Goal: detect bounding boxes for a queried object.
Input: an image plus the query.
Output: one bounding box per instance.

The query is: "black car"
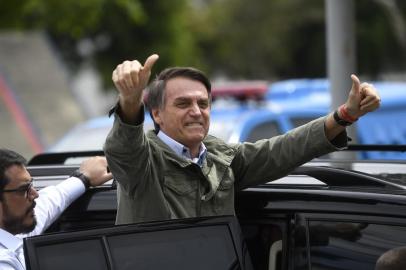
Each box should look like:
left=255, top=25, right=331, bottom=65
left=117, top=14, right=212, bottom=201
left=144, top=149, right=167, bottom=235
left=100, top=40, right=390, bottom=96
left=25, top=146, right=406, bottom=270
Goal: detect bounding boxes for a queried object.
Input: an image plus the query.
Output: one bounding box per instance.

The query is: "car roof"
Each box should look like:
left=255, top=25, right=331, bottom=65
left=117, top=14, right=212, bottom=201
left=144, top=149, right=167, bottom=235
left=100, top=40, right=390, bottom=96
left=48, top=114, right=155, bottom=152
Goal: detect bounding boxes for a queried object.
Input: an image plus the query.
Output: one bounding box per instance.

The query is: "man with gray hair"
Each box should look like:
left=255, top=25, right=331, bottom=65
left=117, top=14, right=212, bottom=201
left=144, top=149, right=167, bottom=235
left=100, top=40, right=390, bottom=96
left=105, top=54, right=381, bottom=225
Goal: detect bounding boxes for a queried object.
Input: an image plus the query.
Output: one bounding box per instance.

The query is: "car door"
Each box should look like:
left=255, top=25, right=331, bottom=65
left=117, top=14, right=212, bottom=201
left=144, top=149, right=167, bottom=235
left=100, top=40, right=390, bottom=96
left=24, top=215, right=254, bottom=270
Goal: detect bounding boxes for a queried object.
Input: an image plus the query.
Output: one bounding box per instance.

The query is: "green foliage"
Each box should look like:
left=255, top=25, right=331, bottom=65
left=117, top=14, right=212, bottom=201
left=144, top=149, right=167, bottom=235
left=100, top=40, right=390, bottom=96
left=357, top=0, right=406, bottom=77
left=0, top=0, right=405, bottom=85
left=194, top=0, right=406, bottom=79
left=0, top=0, right=105, bottom=37
left=194, top=0, right=327, bottom=79
left=0, top=0, right=199, bottom=88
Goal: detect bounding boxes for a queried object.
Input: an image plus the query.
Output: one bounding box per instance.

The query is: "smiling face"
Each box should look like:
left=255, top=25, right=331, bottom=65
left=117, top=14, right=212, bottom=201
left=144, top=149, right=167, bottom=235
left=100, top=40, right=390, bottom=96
left=152, top=77, right=210, bottom=156
left=0, top=164, right=38, bottom=235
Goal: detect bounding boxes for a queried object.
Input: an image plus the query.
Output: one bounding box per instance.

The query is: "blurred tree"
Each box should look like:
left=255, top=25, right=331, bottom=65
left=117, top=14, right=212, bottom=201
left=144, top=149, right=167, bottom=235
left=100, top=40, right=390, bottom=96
left=0, top=0, right=405, bottom=83
left=193, top=0, right=326, bottom=80
left=0, top=0, right=201, bottom=88
left=358, top=0, right=406, bottom=78
left=193, top=0, right=406, bottom=80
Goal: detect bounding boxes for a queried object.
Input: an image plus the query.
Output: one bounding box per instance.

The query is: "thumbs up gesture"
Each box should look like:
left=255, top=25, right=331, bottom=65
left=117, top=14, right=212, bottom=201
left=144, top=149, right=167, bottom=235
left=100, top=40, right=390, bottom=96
left=111, top=54, right=159, bottom=123
left=112, top=54, right=159, bottom=103
left=344, top=74, right=381, bottom=119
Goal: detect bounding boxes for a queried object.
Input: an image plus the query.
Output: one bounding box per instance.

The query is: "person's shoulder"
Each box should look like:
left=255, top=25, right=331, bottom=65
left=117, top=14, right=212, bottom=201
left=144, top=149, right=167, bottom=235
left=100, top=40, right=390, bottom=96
left=204, top=134, right=239, bottom=156
left=204, top=134, right=231, bottom=146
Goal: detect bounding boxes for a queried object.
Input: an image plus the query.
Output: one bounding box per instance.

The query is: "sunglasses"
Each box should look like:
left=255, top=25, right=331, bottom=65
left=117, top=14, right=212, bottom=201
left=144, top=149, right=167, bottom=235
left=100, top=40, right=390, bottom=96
left=2, top=179, right=36, bottom=198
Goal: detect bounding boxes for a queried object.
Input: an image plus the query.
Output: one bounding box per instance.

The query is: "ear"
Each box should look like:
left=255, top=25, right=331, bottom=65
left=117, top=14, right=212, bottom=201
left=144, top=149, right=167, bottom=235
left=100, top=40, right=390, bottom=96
left=151, top=108, right=162, bottom=126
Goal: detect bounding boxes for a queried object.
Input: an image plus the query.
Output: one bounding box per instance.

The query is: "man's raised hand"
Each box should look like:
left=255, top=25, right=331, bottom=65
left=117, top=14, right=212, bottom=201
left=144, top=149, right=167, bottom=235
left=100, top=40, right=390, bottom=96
left=344, top=74, right=381, bottom=118
left=112, top=54, right=159, bottom=102
left=112, top=54, right=159, bottom=123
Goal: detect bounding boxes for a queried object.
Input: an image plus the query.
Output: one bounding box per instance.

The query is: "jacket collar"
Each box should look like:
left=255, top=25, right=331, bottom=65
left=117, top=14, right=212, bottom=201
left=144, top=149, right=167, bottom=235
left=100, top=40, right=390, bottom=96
left=147, top=130, right=237, bottom=168
left=157, top=131, right=207, bottom=166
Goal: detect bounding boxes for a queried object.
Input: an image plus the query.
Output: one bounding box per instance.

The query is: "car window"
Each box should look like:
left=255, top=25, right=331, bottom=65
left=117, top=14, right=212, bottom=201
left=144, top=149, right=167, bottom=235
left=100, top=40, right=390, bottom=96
left=241, top=220, right=286, bottom=270
left=294, top=215, right=406, bottom=270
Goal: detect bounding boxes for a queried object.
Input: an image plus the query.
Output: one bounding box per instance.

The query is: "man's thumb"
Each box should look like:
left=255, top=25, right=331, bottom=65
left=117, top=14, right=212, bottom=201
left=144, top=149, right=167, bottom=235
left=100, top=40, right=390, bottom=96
left=350, top=74, right=360, bottom=93
left=143, top=54, right=159, bottom=72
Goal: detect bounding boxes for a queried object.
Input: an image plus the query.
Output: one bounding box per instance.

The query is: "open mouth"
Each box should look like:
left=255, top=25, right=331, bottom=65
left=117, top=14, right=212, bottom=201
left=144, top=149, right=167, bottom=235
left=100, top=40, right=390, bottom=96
left=185, top=122, right=203, bottom=127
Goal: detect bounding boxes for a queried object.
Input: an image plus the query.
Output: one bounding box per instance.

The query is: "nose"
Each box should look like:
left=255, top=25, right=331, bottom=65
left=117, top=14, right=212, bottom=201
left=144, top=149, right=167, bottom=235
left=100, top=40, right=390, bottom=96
left=29, top=186, right=39, bottom=200
left=189, top=102, right=202, bottom=116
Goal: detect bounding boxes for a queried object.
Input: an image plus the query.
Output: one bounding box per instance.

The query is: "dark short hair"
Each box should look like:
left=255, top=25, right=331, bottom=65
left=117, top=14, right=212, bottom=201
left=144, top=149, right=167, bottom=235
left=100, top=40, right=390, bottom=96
left=146, top=67, right=211, bottom=132
left=0, top=149, right=27, bottom=199
left=375, top=246, right=406, bottom=270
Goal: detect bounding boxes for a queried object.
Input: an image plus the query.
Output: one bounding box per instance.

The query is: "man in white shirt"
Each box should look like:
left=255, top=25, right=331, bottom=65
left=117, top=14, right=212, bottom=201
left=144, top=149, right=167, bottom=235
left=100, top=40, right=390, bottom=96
left=0, top=148, right=113, bottom=270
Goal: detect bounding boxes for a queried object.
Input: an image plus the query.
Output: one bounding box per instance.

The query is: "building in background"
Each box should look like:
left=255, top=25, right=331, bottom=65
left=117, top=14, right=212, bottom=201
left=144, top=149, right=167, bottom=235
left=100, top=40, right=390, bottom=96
left=0, top=31, right=112, bottom=159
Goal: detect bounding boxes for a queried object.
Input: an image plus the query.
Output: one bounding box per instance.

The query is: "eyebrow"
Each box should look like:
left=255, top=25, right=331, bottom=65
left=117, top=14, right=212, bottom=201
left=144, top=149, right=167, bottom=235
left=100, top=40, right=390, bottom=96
left=17, top=179, right=33, bottom=188
left=174, top=97, right=209, bottom=103
left=3, top=179, right=33, bottom=192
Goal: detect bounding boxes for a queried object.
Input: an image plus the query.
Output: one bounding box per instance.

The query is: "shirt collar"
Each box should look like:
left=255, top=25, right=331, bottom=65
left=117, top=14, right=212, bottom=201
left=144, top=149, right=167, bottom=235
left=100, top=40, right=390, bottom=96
left=0, top=228, right=23, bottom=251
left=157, top=131, right=207, bottom=166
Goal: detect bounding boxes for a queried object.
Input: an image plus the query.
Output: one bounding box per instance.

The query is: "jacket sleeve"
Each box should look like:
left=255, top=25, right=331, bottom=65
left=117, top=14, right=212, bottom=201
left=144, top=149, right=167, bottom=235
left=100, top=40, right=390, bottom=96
left=104, top=110, right=152, bottom=195
left=231, top=116, right=348, bottom=190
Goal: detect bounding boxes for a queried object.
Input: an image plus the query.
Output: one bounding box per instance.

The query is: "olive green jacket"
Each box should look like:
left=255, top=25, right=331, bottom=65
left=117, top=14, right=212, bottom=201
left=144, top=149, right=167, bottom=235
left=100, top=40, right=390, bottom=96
left=104, top=113, right=346, bottom=224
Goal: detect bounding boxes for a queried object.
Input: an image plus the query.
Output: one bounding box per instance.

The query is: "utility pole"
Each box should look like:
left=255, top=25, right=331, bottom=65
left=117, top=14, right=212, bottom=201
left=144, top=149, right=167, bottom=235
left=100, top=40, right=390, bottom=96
left=326, top=0, right=357, bottom=159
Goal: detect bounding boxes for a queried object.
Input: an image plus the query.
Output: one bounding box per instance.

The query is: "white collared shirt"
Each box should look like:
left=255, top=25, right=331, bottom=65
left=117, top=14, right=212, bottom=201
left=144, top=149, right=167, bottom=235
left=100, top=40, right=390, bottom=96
left=157, top=131, right=207, bottom=166
left=0, top=229, right=24, bottom=270
left=0, top=177, right=85, bottom=270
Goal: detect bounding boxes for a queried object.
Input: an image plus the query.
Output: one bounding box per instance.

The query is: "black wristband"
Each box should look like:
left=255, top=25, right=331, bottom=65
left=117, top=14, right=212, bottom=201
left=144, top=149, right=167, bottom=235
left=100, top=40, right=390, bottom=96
left=70, top=169, right=91, bottom=190
left=333, top=110, right=352, bottom=126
